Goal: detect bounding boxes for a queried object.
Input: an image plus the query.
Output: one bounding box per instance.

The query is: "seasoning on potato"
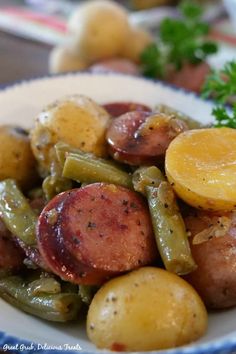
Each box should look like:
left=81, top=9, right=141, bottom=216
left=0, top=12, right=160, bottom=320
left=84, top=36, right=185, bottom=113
left=30, top=94, right=111, bottom=176
left=0, top=125, right=37, bottom=189
left=87, top=267, right=207, bottom=351
left=165, top=128, right=236, bottom=211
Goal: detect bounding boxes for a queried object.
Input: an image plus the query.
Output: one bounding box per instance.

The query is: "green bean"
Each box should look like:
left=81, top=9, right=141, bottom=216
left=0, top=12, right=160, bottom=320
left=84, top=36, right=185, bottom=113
left=156, top=104, right=202, bottom=129
left=55, top=142, right=85, bottom=166
left=132, top=166, right=165, bottom=195
left=27, top=278, right=61, bottom=296
left=79, top=285, right=97, bottom=305
left=62, top=153, right=132, bottom=188
left=133, top=166, right=196, bottom=275
left=0, top=276, right=82, bottom=322
left=42, top=175, right=73, bottom=201
left=56, top=142, right=127, bottom=169
left=0, top=179, right=37, bottom=245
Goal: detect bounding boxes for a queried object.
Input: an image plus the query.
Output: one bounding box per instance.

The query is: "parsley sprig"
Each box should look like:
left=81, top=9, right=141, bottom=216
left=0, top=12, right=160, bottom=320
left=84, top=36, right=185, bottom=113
left=202, top=61, right=236, bottom=128
left=202, top=61, right=236, bottom=103
left=212, top=106, right=236, bottom=129
left=140, top=0, right=218, bottom=78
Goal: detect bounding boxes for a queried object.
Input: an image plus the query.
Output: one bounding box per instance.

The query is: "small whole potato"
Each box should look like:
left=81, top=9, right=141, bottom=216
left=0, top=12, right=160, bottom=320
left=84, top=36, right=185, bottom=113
left=68, top=0, right=130, bottom=63
left=0, top=126, right=37, bottom=189
left=30, top=95, right=111, bottom=175
left=49, top=45, right=88, bottom=74
left=87, top=267, right=207, bottom=351
left=184, top=210, right=236, bottom=309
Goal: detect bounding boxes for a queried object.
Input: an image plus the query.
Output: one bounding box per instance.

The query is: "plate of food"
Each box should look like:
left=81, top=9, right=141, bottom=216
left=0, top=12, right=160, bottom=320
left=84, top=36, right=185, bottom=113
left=0, top=72, right=236, bottom=354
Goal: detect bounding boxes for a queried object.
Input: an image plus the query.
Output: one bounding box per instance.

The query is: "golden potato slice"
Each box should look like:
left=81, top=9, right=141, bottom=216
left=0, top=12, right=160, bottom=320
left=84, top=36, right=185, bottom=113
left=165, top=128, right=236, bottom=211
left=30, top=95, right=111, bottom=175
left=87, top=267, right=207, bottom=351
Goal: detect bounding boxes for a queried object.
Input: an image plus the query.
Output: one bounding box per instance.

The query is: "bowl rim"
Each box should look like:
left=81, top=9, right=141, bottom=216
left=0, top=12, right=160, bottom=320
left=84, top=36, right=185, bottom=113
left=1, top=330, right=236, bottom=354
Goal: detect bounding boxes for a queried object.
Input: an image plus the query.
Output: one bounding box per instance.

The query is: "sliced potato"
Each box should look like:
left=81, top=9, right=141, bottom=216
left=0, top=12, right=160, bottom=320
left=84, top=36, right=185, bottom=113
left=165, top=128, right=236, bottom=211
left=87, top=267, right=207, bottom=351
left=30, top=95, right=111, bottom=175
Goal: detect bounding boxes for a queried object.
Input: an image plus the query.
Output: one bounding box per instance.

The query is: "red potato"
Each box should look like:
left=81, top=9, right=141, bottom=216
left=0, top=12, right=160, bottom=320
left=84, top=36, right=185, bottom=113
left=37, top=183, right=158, bottom=285
left=166, top=62, right=211, bottom=93
left=89, top=58, right=140, bottom=76
left=103, top=102, right=151, bottom=118
left=106, top=111, right=188, bottom=165
left=184, top=210, right=236, bottom=309
left=0, top=219, right=24, bottom=271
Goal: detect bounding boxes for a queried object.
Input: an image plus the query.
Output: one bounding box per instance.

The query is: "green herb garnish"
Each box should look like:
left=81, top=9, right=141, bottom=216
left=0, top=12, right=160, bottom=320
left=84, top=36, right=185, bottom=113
left=202, top=61, right=236, bottom=103
left=140, top=43, right=164, bottom=78
left=140, top=0, right=218, bottom=78
left=212, top=106, right=236, bottom=128
left=202, top=61, right=236, bottom=128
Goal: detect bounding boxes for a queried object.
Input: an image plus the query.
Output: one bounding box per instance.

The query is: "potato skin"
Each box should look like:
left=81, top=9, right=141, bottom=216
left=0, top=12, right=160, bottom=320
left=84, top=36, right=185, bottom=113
left=68, top=0, right=130, bottom=63
left=0, top=125, right=37, bottom=189
left=49, top=45, right=88, bottom=74
left=87, top=267, right=207, bottom=351
left=184, top=210, right=236, bottom=309
left=30, top=95, right=111, bottom=175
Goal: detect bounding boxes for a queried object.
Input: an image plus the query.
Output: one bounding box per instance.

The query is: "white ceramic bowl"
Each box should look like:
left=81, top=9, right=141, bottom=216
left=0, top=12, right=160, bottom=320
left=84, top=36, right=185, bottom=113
left=0, top=73, right=236, bottom=354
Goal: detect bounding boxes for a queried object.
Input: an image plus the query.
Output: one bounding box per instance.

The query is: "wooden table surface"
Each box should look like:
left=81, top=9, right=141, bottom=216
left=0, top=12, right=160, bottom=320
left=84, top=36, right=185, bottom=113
left=0, top=31, right=52, bottom=85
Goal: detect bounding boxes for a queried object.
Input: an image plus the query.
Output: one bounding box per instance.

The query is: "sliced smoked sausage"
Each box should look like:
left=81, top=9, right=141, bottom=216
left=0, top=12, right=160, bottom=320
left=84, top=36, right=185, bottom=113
left=106, top=111, right=188, bottom=165
left=184, top=210, right=236, bottom=309
left=103, top=102, right=151, bottom=118
left=37, top=183, right=157, bottom=285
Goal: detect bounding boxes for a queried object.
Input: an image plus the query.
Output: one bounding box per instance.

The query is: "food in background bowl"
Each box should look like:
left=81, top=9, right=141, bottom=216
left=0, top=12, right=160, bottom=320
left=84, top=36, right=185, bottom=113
left=49, top=0, right=152, bottom=74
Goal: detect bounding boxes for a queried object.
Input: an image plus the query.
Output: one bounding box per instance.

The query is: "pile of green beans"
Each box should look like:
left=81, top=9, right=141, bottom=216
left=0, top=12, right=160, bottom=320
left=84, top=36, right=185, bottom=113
left=0, top=143, right=197, bottom=324
left=55, top=143, right=132, bottom=188
left=0, top=275, right=82, bottom=322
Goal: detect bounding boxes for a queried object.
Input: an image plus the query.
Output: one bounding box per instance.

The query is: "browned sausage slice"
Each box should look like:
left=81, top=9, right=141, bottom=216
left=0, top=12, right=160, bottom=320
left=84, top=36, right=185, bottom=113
left=103, top=102, right=151, bottom=118
left=37, top=184, right=157, bottom=285
left=106, top=111, right=188, bottom=165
